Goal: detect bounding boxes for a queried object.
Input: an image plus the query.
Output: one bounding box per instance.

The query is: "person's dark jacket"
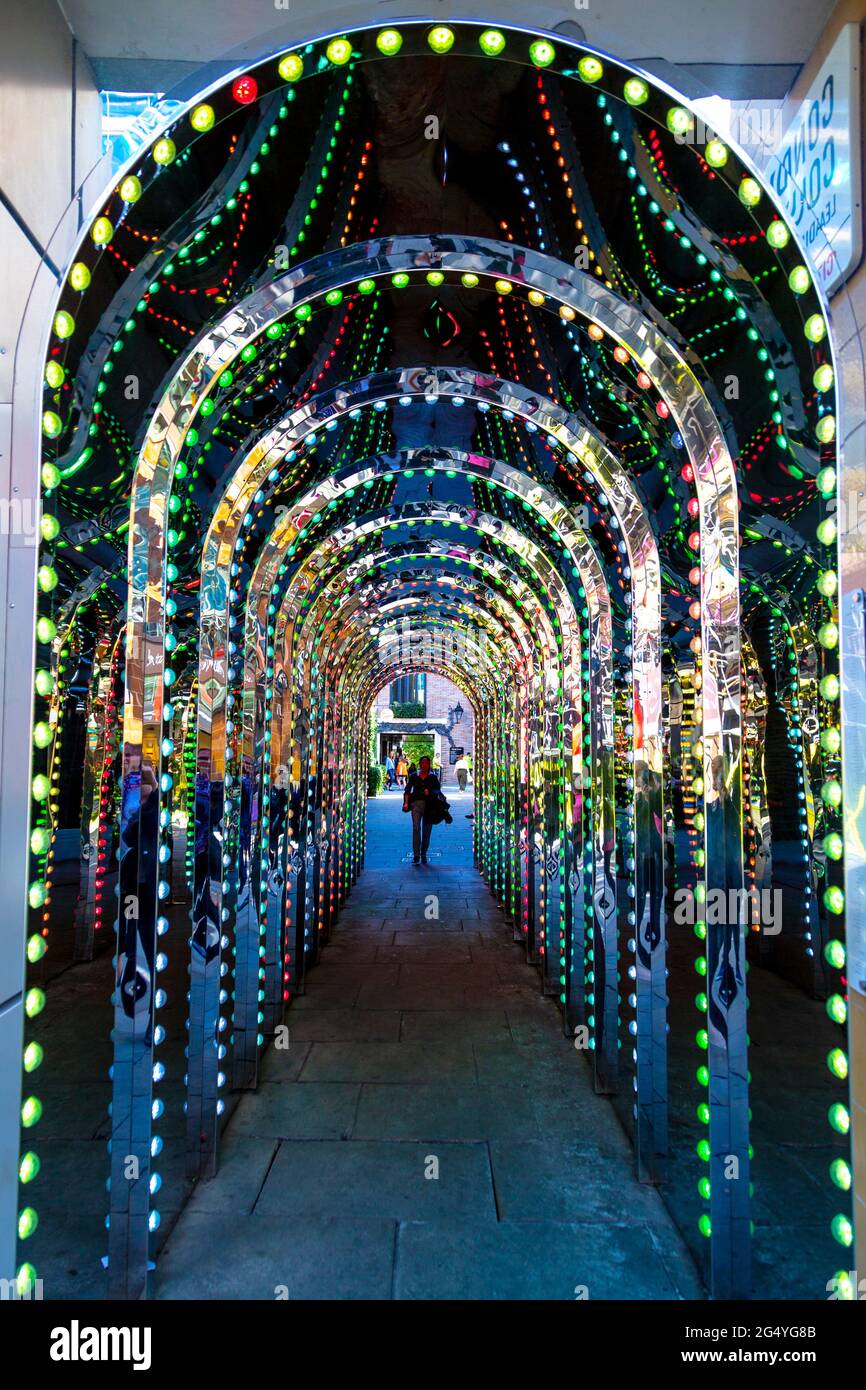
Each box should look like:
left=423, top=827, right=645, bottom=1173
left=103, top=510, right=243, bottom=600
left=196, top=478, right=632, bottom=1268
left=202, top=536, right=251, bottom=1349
left=406, top=771, right=440, bottom=804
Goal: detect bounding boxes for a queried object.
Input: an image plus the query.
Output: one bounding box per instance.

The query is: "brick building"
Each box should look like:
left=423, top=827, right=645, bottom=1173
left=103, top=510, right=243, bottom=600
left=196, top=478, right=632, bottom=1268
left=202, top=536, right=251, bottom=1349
left=374, top=673, right=475, bottom=787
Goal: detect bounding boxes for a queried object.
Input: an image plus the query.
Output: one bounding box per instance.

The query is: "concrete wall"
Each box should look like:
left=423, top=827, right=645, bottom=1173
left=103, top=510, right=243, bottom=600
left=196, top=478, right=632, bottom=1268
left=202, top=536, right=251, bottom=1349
left=0, top=0, right=102, bottom=1297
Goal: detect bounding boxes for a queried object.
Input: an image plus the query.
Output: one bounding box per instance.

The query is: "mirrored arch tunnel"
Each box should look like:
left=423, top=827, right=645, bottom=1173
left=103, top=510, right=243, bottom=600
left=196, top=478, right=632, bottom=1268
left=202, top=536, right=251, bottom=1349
left=11, top=20, right=856, bottom=1305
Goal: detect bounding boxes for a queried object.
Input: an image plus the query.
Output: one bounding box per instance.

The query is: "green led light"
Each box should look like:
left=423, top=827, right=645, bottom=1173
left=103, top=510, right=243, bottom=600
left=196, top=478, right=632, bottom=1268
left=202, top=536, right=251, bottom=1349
left=325, top=289, right=344, bottom=306
left=830, top=1158, right=851, bottom=1192
left=479, top=30, right=506, bottom=57
left=577, top=55, right=602, bottom=83
left=152, top=137, right=176, bottom=166
left=19, top=1152, right=40, bottom=1184
left=788, top=264, right=811, bottom=294
left=44, top=360, right=65, bottom=389
left=24, top=989, right=45, bottom=1019
left=91, top=216, right=113, bottom=246
left=804, top=313, right=827, bottom=343
left=278, top=53, right=303, bottom=82
left=821, top=727, right=841, bottom=757
left=766, top=219, right=790, bottom=249
left=813, top=363, right=834, bottom=393
left=824, top=885, right=845, bottom=916
left=36, top=617, right=56, bottom=645
left=623, top=77, right=648, bottom=106
left=828, top=1046, right=849, bottom=1077
left=824, top=936, right=845, bottom=966
left=816, top=568, right=838, bottom=597
left=666, top=106, right=691, bottom=136
left=461, top=273, right=479, bottom=288
left=42, top=411, right=62, bottom=439
left=53, top=310, right=75, bottom=340
left=358, top=278, right=375, bottom=294
left=41, top=513, right=60, bottom=542
left=376, top=29, right=403, bottom=56
left=30, top=825, right=50, bottom=854
left=18, top=1208, right=38, bottom=1241
left=828, top=1101, right=849, bottom=1133
left=818, top=621, right=838, bottom=650
left=831, top=1213, right=853, bottom=1247
left=826, top=994, right=847, bottom=1026
left=119, top=174, right=142, bottom=203
left=820, top=673, right=840, bottom=701
left=816, top=414, right=836, bottom=443
left=427, top=27, right=455, bottom=55
left=190, top=103, right=215, bottom=133
left=822, top=828, right=845, bottom=861
left=738, top=178, right=761, bottom=207
left=69, top=261, right=91, bottom=292
left=426, top=270, right=445, bottom=286
left=704, top=139, right=728, bottom=168
left=21, top=1096, right=42, bottom=1128
left=326, top=37, right=353, bottom=66
left=816, top=516, right=836, bottom=545
left=23, top=1040, right=43, bottom=1072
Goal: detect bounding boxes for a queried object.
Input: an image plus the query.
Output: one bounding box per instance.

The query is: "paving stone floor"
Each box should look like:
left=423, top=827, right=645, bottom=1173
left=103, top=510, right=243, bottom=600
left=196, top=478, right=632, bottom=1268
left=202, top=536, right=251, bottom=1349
left=156, top=791, right=703, bottom=1301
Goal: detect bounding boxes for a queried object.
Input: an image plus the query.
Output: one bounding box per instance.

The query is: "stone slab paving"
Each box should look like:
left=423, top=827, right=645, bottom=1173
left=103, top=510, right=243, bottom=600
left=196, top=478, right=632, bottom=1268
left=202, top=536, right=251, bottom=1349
left=156, top=790, right=703, bottom=1300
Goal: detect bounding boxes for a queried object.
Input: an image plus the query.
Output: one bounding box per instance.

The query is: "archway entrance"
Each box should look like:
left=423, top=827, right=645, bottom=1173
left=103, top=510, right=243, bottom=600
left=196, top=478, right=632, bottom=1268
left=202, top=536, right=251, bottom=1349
left=10, top=20, right=853, bottom=1303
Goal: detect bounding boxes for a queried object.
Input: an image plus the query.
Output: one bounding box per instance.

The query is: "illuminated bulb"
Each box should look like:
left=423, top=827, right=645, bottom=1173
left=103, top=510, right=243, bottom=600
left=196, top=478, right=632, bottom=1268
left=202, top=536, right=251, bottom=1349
left=823, top=834, right=844, bottom=862
left=44, top=360, right=65, bottom=389
left=816, top=415, right=836, bottom=443
left=739, top=178, right=761, bottom=207
left=817, top=621, right=838, bottom=649
left=18, top=1208, right=38, bottom=1241
left=766, top=219, right=790, bottom=249
left=278, top=53, right=303, bottom=82
left=587, top=323, right=603, bottom=341
left=41, top=513, right=60, bottom=542
left=119, top=174, right=142, bottom=202
left=190, top=104, right=215, bottom=132
left=69, top=262, right=91, bottom=292
left=577, top=55, right=602, bottom=83
left=831, top=1213, right=853, bottom=1247
left=817, top=568, right=837, bottom=597
left=788, top=264, right=811, bottom=294
left=478, top=30, right=505, bottom=57
left=816, top=516, right=836, bottom=545
left=827, top=1047, right=848, bottom=1079
left=30, top=826, right=50, bottom=854
left=824, top=886, right=845, bottom=916
left=528, top=290, right=545, bottom=306
left=32, top=722, right=52, bottom=749
left=826, top=994, right=847, bottom=1026
left=53, top=310, right=75, bottom=339
left=35, top=616, right=56, bottom=644
left=232, top=75, right=258, bottom=103
left=820, top=727, right=841, bottom=755
left=704, top=139, right=728, bottom=168
left=623, top=78, right=648, bottom=106
left=813, top=363, right=834, bottom=393
left=326, top=37, right=353, bottom=65
left=804, top=313, right=826, bottom=342
left=38, top=565, right=58, bottom=593
left=494, top=279, right=512, bottom=294
left=666, top=107, right=691, bottom=136
left=91, top=217, right=113, bottom=245
left=24, top=987, right=45, bottom=1018
left=42, top=411, right=62, bottom=438
left=152, top=137, right=176, bottom=165
left=19, top=1152, right=40, bottom=1184
left=828, top=1101, right=849, bottom=1133
left=820, top=674, right=840, bottom=701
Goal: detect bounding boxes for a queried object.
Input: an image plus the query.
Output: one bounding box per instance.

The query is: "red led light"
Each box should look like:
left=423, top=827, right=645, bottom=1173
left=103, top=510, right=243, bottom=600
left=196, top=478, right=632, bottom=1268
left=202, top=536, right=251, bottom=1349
left=680, top=463, right=694, bottom=483
left=232, top=75, right=258, bottom=105
left=636, top=371, right=651, bottom=390
left=656, top=400, right=670, bottom=419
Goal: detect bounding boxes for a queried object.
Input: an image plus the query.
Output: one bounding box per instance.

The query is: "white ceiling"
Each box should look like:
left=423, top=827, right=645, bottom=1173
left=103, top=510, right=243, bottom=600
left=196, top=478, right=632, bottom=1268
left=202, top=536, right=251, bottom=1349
left=59, top=0, right=835, bottom=96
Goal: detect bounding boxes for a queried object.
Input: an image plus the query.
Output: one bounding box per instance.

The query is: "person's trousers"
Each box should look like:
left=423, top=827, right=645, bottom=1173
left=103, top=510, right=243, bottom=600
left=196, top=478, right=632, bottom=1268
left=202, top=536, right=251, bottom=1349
left=411, top=802, right=432, bottom=859
left=457, top=770, right=467, bottom=790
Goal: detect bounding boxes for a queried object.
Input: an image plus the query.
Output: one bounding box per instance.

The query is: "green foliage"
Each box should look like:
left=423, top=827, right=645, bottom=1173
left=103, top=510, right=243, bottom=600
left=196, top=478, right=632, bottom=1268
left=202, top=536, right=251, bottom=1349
left=368, top=764, right=384, bottom=797
left=402, top=734, right=435, bottom=767
left=392, top=701, right=425, bottom=719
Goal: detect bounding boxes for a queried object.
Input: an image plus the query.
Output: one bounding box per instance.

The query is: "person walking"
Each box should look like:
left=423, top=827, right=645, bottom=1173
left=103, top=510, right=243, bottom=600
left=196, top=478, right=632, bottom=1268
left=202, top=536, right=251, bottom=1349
left=385, top=753, right=395, bottom=790
left=454, top=754, right=469, bottom=791
left=403, top=755, right=440, bottom=864
left=396, top=752, right=407, bottom=787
